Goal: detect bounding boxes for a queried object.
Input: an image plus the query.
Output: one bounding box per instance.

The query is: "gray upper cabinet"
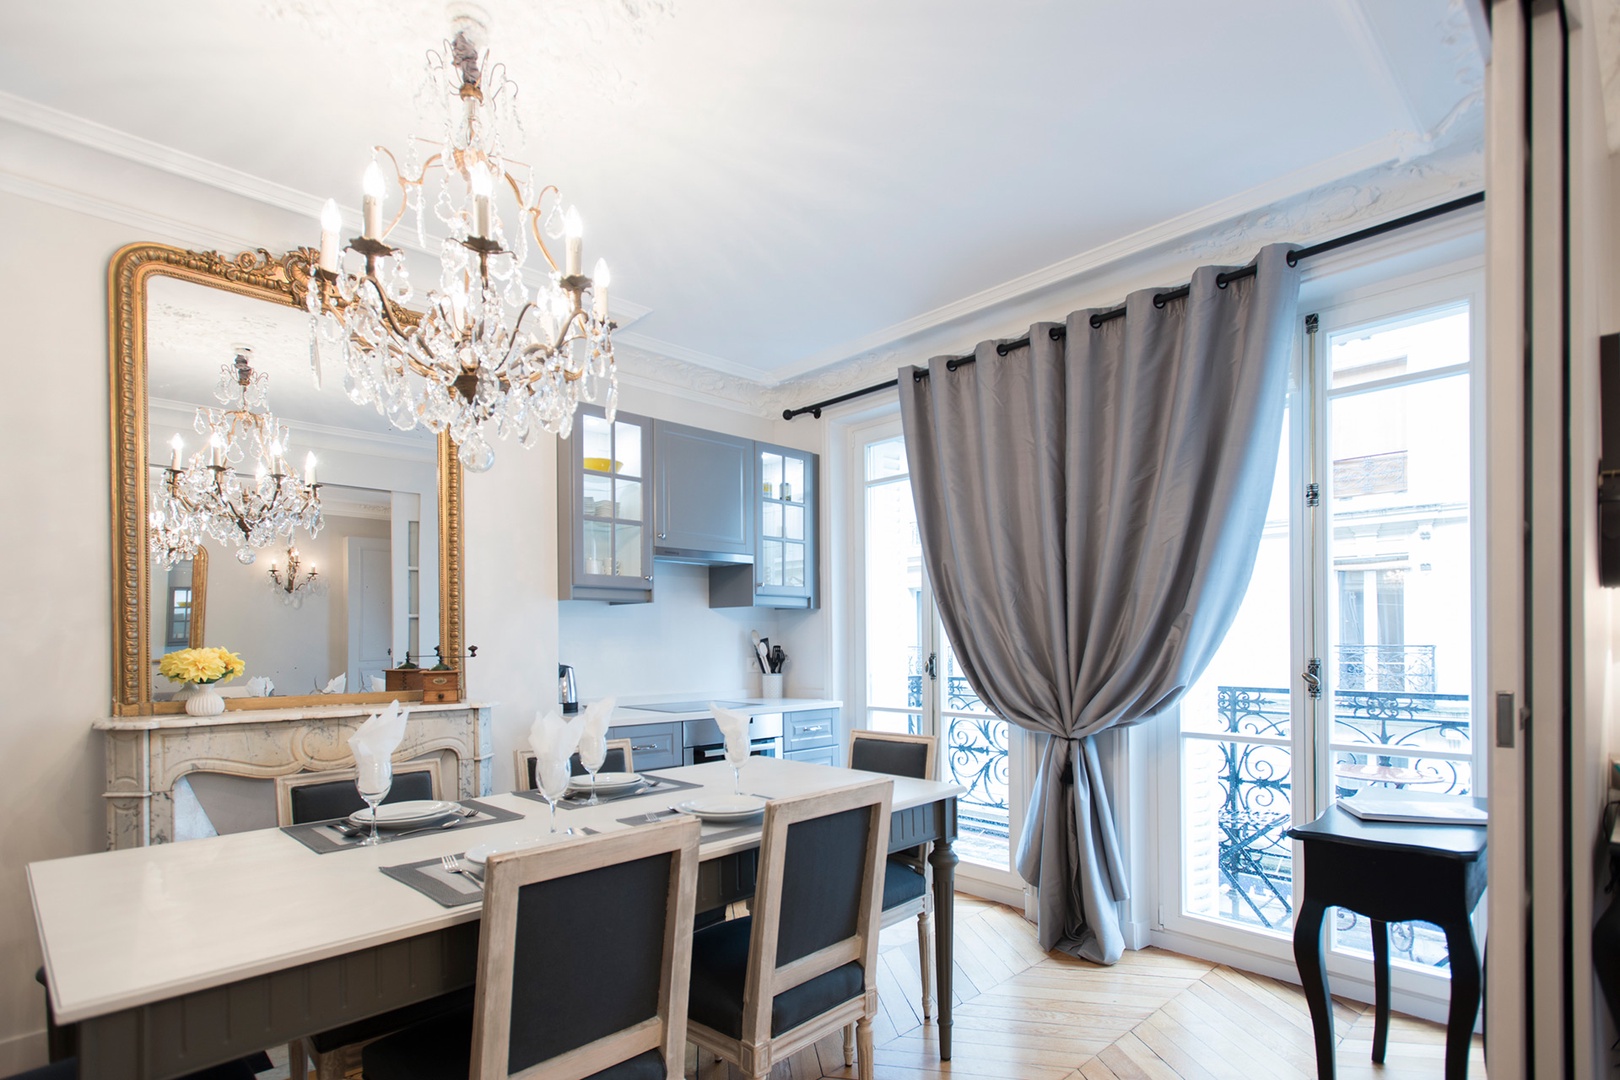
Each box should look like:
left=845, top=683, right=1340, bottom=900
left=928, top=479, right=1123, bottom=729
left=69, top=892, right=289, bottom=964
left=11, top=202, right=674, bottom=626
left=712, top=441, right=818, bottom=609
left=557, top=405, right=655, bottom=604
left=653, top=421, right=755, bottom=563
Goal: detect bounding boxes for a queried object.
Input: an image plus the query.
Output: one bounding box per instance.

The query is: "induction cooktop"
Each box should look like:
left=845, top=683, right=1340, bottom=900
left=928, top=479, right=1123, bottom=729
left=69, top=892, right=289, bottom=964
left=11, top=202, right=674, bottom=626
left=624, top=699, right=755, bottom=714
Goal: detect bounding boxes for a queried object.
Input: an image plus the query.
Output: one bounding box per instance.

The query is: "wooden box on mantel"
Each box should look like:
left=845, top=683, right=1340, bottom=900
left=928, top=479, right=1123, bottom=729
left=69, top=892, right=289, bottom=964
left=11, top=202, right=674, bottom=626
left=385, top=667, right=462, bottom=704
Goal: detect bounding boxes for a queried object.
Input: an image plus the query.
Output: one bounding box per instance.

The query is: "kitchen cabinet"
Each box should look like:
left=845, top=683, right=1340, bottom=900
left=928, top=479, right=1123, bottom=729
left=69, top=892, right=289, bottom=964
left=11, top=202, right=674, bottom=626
left=605, top=721, right=683, bottom=771
left=653, top=420, right=755, bottom=562
left=558, top=405, right=655, bottom=603
left=711, top=442, right=818, bottom=609
left=783, top=707, right=839, bottom=765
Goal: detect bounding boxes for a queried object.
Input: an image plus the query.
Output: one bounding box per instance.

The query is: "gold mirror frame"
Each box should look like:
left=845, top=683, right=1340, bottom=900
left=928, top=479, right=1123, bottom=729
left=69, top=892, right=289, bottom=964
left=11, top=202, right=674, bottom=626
left=108, top=243, right=464, bottom=715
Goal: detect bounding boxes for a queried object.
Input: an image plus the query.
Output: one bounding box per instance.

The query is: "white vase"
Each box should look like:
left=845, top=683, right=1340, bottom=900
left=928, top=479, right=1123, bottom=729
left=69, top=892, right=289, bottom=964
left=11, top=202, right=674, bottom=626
left=185, top=682, right=225, bottom=716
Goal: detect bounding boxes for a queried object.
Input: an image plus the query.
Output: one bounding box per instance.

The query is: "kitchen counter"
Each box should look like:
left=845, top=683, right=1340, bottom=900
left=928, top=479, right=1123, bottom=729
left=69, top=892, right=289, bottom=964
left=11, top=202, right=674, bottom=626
left=608, top=696, right=842, bottom=724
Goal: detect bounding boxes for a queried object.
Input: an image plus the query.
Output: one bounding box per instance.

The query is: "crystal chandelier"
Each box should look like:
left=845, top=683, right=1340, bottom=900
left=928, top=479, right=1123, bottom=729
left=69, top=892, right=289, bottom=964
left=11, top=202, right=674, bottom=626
left=267, top=545, right=320, bottom=606
left=149, top=350, right=324, bottom=568
left=308, top=19, right=617, bottom=473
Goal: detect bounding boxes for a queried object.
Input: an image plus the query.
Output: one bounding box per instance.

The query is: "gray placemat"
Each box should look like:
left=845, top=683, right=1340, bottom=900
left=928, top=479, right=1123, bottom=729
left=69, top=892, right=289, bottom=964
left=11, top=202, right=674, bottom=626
left=615, top=809, right=760, bottom=846
left=282, top=798, right=524, bottom=854
left=380, top=855, right=486, bottom=907
left=515, top=773, right=704, bottom=811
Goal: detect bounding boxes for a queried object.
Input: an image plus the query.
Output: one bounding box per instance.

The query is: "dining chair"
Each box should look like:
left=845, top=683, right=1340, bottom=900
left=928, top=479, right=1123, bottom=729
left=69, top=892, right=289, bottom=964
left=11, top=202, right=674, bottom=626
left=512, top=738, right=633, bottom=792
left=273, top=760, right=439, bottom=827
left=275, top=760, right=459, bottom=1080
left=843, top=728, right=938, bottom=1062
left=360, top=815, right=701, bottom=1080
left=686, top=778, right=893, bottom=1080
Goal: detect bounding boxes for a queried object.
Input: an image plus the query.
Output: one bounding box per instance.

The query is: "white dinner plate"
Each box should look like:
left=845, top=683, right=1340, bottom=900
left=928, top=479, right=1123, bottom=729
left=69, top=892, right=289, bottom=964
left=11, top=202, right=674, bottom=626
left=568, top=771, right=643, bottom=793
left=348, top=799, right=461, bottom=828
left=677, top=795, right=767, bottom=823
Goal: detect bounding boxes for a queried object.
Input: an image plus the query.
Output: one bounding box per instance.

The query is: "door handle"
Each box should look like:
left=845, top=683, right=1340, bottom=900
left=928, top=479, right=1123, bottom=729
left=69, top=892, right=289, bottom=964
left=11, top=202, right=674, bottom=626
left=924, top=653, right=938, bottom=680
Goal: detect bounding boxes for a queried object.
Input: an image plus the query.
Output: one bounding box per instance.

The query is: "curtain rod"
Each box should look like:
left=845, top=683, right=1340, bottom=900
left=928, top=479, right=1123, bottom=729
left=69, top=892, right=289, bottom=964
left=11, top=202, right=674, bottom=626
left=782, top=190, right=1485, bottom=420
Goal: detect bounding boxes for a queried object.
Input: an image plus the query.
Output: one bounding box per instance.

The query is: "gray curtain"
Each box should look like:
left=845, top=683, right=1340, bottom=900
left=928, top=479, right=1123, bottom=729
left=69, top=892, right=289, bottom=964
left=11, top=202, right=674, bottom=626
left=898, top=244, right=1299, bottom=964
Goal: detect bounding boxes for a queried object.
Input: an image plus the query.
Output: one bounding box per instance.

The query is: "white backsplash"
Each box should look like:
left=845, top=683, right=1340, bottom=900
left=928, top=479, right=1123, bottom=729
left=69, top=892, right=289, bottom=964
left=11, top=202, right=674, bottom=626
left=558, top=561, right=786, bottom=700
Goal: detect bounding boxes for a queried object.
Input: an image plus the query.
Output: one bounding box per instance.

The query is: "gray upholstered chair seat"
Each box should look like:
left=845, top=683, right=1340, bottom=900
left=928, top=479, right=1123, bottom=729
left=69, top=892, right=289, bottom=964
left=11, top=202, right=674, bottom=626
left=361, top=1007, right=668, bottom=1080
left=881, top=856, right=927, bottom=910
left=687, top=915, right=865, bottom=1040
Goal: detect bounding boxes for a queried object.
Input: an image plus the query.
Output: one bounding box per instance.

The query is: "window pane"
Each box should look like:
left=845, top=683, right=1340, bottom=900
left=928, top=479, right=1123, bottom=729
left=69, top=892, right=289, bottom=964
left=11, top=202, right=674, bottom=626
left=761, top=453, right=783, bottom=497
left=864, top=476, right=921, bottom=711
left=1328, top=303, right=1468, bottom=388
left=582, top=414, right=612, bottom=466
left=763, top=501, right=783, bottom=539
left=762, top=539, right=783, bottom=586
left=407, top=520, right=420, bottom=566
left=583, top=473, right=612, bottom=516
left=583, top=521, right=613, bottom=577
left=784, top=541, right=805, bottom=588
left=615, top=524, right=642, bottom=578
left=614, top=421, right=642, bottom=478
left=785, top=457, right=805, bottom=501
left=615, top=478, right=642, bottom=522
left=865, top=437, right=908, bottom=481
left=784, top=504, right=804, bottom=540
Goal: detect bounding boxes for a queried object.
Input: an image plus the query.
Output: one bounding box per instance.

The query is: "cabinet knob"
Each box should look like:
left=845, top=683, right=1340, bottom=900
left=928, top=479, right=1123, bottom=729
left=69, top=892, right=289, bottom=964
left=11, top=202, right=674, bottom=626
left=658, top=531, right=667, bottom=540
left=643, top=574, right=652, bottom=581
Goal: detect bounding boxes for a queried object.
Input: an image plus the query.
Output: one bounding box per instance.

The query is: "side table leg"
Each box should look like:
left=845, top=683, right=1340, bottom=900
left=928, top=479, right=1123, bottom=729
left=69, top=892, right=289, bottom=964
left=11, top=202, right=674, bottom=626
left=1293, top=898, right=1335, bottom=1080
left=930, top=833, right=958, bottom=1061
left=1371, top=919, right=1390, bottom=1063
left=1443, top=916, right=1482, bottom=1080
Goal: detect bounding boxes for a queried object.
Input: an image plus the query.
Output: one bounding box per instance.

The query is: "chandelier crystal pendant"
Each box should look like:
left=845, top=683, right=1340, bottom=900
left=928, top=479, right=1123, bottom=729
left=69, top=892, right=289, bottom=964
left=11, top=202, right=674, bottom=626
left=308, top=19, right=618, bottom=473
left=267, top=545, right=320, bottom=606
left=149, top=350, right=324, bottom=568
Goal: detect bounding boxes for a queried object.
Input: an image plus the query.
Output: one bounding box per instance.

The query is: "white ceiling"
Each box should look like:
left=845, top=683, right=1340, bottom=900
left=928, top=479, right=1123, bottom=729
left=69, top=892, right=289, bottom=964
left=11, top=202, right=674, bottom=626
left=0, top=0, right=1483, bottom=384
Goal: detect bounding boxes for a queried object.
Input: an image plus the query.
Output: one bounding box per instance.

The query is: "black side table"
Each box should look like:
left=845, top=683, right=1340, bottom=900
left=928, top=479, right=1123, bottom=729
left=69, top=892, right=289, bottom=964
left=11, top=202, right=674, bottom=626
left=1288, top=800, right=1487, bottom=1080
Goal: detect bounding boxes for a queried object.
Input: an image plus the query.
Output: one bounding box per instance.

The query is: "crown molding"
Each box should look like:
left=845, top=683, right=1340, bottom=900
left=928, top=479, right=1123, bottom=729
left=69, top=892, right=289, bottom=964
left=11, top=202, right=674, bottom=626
left=612, top=328, right=775, bottom=384
left=148, top=397, right=437, bottom=464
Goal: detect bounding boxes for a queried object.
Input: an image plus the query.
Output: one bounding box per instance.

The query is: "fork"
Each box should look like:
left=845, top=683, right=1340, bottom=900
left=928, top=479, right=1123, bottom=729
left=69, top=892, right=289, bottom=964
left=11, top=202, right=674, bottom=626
left=440, top=853, right=463, bottom=875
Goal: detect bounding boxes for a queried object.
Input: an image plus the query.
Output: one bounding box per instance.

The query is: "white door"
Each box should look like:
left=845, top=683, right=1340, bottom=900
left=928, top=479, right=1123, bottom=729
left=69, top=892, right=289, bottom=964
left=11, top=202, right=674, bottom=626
left=347, top=537, right=392, bottom=691
left=854, top=423, right=1032, bottom=904
left=1162, top=272, right=1485, bottom=1022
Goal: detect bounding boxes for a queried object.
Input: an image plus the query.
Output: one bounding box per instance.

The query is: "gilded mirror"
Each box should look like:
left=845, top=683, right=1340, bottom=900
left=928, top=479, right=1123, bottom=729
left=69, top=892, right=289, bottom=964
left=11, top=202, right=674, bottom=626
left=110, top=244, right=464, bottom=715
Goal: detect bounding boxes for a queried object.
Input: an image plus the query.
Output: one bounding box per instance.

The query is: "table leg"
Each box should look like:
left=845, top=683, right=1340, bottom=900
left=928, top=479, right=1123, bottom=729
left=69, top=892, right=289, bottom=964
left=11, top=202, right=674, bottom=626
left=1443, top=916, right=1482, bottom=1080
left=930, top=834, right=958, bottom=1061
left=1370, top=919, right=1390, bottom=1063
left=1293, top=897, right=1335, bottom=1080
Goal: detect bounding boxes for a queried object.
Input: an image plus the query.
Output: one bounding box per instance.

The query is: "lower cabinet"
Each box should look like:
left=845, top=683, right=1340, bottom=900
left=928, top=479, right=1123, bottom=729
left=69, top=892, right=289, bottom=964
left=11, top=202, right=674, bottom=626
left=783, top=707, right=839, bottom=767
left=606, top=721, right=682, bottom=771
left=785, top=744, right=839, bottom=767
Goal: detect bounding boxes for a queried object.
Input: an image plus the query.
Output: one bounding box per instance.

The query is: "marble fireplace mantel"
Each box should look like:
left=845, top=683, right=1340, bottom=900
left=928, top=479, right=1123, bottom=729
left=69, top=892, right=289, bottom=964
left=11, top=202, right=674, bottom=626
left=95, top=701, right=495, bottom=849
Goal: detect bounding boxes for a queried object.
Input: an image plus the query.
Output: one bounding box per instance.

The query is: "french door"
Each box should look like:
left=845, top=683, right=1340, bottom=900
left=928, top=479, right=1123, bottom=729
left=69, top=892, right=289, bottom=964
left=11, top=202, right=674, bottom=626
left=1161, top=268, right=1485, bottom=1015
left=854, top=423, right=1031, bottom=902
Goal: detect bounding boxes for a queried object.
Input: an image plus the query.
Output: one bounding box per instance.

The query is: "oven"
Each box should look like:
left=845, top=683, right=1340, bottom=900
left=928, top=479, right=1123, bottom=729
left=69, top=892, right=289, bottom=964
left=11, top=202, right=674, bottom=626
left=683, top=711, right=784, bottom=765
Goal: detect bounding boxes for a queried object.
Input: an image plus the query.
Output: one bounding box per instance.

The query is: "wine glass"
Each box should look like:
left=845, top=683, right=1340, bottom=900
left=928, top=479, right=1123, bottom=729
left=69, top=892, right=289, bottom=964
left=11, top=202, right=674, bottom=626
left=724, top=733, right=749, bottom=796
left=537, top=756, right=573, bottom=835
left=355, top=755, right=393, bottom=846
left=578, top=731, right=608, bottom=806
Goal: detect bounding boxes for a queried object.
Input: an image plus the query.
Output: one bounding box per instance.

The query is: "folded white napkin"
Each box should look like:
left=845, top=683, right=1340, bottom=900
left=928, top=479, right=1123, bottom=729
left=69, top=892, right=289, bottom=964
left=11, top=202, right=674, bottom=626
left=369, top=675, right=386, bottom=693
left=529, top=709, right=587, bottom=797
left=349, top=700, right=408, bottom=794
left=245, top=676, right=273, bottom=698
left=710, top=703, right=751, bottom=763
left=322, top=673, right=346, bottom=695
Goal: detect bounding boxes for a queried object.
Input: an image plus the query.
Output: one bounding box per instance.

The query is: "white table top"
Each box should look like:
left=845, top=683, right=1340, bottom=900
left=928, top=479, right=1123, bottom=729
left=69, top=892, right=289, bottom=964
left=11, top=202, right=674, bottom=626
left=30, top=758, right=962, bottom=1024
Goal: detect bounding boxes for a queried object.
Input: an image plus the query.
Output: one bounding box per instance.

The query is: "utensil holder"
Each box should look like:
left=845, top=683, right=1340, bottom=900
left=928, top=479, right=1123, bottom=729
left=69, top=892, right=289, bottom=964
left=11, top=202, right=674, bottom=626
left=759, top=673, right=784, bottom=699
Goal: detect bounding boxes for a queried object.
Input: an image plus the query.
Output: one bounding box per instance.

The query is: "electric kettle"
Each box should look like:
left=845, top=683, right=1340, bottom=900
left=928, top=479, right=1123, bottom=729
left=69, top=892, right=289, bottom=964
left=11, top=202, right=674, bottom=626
left=558, top=663, right=579, bottom=714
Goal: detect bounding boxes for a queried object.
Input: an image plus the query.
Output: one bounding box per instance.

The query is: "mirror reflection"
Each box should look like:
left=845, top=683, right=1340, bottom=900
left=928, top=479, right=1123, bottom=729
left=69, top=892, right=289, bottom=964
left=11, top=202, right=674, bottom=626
left=146, top=276, right=439, bottom=699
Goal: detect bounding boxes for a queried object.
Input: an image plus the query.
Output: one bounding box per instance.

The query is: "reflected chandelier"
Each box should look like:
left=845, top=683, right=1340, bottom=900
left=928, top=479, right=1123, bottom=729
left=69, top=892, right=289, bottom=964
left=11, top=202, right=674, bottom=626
left=150, top=350, right=324, bottom=568
left=308, top=19, right=617, bottom=473
left=267, top=545, right=320, bottom=606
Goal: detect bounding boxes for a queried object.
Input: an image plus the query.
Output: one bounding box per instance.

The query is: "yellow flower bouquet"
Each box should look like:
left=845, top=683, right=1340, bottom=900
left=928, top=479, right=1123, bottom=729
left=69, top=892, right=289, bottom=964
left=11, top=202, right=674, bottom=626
left=158, top=646, right=245, bottom=686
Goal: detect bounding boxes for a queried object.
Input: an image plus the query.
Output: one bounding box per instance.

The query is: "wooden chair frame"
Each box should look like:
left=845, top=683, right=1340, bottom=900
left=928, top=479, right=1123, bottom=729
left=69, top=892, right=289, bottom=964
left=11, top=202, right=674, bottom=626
left=512, top=739, right=634, bottom=792
left=471, top=816, right=700, bottom=1079
left=843, top=729, right=939, bottom=1063
left=687, top=779, right=894, bottom=1080
left=273, top=760, right=442, bottom=827
left=276, top=759, right=444, bottom=1080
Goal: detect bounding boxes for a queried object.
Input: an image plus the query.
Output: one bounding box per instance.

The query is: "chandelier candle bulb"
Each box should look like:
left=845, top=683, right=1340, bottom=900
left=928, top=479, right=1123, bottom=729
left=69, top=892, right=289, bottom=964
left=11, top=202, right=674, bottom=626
left=361, top=162, right=385, bottom=240
left=170, top=434, right=184, bottom=470
left=469, top=163, right=493, bottom=239
left=304, top=453, right=317, bottom=485
left=564, top=206, right=583, bottom=276
left=318, top=199, right=342, bottom=271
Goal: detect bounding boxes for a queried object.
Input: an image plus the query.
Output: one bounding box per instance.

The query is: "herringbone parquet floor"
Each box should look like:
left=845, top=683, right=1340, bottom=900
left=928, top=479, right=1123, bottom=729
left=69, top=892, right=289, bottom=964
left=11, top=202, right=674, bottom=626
left=683, top=895, right=1485, bottom=1080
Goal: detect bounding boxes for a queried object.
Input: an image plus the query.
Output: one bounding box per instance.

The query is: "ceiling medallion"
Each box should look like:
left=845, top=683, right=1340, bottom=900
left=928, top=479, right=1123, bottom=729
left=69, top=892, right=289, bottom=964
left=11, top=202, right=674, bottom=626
left=308, top=16, right=616, bottom=472
left=150, top=350, right=324, bottom=568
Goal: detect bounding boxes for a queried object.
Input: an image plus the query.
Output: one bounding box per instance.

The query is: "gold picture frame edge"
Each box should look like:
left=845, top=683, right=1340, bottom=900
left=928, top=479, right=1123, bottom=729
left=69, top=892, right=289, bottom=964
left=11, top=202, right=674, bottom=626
left=108, top=242, right=465, bottom=716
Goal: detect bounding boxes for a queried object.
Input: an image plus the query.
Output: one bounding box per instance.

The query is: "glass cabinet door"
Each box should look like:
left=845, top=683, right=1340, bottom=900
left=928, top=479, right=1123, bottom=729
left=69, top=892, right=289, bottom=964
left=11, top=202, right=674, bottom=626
left=560, top=406, right=653, bottom=602
left=756, top=444, right=814, bottom=604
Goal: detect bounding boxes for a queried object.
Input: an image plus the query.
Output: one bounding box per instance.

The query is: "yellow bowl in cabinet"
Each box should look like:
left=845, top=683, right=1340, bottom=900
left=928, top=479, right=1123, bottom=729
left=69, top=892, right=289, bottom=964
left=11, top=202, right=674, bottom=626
left=583, top=457, right=623, bottom=473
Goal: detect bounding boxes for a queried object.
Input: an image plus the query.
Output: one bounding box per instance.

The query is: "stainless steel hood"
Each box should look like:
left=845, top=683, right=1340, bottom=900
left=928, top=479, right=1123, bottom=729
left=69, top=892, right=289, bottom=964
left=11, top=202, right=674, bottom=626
left=652, top=546, right=753, bottom=566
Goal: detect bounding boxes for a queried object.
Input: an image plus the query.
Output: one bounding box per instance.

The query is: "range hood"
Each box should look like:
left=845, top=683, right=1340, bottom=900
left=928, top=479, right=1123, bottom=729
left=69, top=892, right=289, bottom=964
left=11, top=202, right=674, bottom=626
left=653, top=545, right=753, bottom=566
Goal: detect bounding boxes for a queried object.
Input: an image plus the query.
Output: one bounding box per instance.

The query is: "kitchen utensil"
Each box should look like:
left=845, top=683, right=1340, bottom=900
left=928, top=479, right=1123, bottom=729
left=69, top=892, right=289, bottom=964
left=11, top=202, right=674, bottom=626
left=753, top=639, right=771, bottom=674
left=557, top=663, right=580, bottom=714
left=769, top=645, right=785, bottom=673
left=389, top=816, right=463, bottom=840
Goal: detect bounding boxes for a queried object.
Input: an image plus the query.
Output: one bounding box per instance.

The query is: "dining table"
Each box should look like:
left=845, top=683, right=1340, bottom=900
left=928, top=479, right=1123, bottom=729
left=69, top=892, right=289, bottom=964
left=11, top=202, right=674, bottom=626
left=28, top=757, right=964, bottom=1080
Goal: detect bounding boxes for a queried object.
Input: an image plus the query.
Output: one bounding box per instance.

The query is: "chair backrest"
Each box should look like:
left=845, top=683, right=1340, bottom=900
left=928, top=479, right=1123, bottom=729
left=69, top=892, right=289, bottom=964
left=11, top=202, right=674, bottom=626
left=848, top=729, right=936, bottom=781
left=742, top=779, right=893, bottom=1048
left=275, top=762, right=439, bottom=826
left=472, top=816, right=700, bottom=1079
left=513, top=740, right=633, bottom=792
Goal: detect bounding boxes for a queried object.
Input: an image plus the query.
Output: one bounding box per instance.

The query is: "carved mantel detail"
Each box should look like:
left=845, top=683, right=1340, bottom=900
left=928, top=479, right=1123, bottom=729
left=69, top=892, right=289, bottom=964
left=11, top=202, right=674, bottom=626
left=95, top=702, right=494, bottom=849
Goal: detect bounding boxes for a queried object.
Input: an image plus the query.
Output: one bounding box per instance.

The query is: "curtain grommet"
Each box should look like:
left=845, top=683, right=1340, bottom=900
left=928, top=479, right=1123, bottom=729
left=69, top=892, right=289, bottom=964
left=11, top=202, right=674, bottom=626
left=1152, top=293, right=1167, bottom=309
left=1089, top=314, right=1104, bottom=329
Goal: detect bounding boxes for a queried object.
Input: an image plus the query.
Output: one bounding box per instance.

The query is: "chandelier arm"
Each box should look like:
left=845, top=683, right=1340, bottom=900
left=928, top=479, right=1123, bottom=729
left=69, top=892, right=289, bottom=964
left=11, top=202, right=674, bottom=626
left=526, top=184, right=562, bottom=273
left=372, top=145, right=418, bottom=242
